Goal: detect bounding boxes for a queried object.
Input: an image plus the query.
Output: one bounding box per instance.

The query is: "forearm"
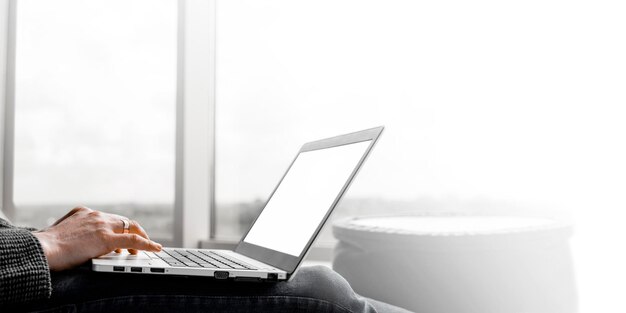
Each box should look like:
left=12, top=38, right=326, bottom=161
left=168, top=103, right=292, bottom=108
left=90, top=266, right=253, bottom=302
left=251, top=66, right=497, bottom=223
left=0, top=227, right=52, bottom=305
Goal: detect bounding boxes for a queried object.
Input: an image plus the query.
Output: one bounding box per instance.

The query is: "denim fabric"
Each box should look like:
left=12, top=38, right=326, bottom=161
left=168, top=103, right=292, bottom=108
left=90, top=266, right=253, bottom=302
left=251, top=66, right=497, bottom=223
left=10, top=265, right=412, bottom=313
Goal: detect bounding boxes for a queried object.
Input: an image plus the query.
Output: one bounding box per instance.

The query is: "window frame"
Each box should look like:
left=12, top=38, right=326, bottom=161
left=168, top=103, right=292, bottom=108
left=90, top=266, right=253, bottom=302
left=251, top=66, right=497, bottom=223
left=1, top=0, right=17, bottom=224
left=0, top=1, right=7, bottom=221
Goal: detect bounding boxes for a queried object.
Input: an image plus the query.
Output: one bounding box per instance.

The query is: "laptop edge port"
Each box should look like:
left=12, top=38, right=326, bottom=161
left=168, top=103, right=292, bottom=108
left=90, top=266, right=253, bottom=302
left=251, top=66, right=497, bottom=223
left=214, top=271, right=229, bottom=280
left=150, top=268, right=165, bottom=273
left=130, top=267, right=142, bottom=273
left=113, top=266, right=125, bottom=272
left=267, top=273, right=278, bottom=281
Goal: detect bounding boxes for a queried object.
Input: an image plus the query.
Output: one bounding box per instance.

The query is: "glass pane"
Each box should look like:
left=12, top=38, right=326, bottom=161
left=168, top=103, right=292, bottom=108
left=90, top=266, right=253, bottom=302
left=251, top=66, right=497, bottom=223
left=12, top=0, right=177, bottom=239
left=214, top=0, right=619, bottom=236
left=214, top=1, right=626, bottom=311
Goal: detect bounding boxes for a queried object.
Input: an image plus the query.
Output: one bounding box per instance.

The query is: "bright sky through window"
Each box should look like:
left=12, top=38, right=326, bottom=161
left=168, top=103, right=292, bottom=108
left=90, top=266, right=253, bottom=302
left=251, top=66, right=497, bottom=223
left=12, top=0, right=177, bottom=236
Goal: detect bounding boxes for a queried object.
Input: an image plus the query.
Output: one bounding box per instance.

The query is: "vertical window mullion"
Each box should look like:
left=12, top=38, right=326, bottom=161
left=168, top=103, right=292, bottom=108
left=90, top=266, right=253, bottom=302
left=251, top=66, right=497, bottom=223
left=1, top=0, right=18, bottom=222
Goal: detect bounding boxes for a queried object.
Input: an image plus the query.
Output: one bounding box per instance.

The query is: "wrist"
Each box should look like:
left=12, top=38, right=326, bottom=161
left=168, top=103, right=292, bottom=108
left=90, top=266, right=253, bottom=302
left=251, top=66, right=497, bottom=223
left=33, top=231, right=60, bottom=271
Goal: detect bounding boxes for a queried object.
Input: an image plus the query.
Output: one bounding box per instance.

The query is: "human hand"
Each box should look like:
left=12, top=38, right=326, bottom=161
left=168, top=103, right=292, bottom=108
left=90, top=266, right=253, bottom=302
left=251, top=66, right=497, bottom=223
left=33, top=206, right=162, bottom=271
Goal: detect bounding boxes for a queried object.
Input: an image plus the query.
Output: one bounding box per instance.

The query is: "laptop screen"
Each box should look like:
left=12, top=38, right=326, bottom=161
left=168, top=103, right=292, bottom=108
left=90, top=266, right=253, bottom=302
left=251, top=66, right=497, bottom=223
left=242, top=140, right=372, bottom=257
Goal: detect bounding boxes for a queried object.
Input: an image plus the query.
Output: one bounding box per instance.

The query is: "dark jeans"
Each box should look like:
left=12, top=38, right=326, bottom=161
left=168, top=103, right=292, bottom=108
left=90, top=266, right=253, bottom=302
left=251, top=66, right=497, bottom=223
left=17, top=265, right=412, bottom=313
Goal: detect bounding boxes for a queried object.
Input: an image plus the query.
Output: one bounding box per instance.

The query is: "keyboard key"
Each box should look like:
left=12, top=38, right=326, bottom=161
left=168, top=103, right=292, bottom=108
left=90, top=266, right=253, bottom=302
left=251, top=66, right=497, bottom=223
left=167, top=261, right=185, bottom=267
left=157, top=249, right=258, bottom=270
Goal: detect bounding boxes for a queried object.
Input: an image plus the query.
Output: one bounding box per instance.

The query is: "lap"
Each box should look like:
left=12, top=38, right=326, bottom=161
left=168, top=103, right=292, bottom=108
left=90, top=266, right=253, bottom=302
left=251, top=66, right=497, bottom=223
left=16, top=264, right=410, bottom=313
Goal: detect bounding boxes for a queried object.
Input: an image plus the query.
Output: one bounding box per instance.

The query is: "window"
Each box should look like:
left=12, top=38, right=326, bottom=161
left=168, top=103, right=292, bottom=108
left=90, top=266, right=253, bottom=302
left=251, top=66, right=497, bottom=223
left=8, top=0, right=177, bottom=239
left=214, top=1, right=626, bottom=311
left=217, top=0, right=568, bottom=241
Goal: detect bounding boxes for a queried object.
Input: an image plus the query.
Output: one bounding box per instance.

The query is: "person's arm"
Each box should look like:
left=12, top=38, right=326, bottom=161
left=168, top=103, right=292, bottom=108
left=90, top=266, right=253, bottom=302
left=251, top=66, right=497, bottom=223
left=1, top=207, right=162, bottom=305
left=0, top=219, right=51, bottom=305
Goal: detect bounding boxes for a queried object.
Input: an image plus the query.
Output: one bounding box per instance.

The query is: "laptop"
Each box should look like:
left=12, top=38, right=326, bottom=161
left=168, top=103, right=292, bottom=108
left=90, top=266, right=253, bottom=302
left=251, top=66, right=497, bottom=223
left=92, top=126, right=384, bottom=281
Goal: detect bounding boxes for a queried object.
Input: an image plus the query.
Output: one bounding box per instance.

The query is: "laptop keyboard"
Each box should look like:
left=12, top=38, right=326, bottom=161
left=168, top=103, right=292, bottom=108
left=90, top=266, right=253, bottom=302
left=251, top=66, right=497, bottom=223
left=155, top=248, right=258, bottom=270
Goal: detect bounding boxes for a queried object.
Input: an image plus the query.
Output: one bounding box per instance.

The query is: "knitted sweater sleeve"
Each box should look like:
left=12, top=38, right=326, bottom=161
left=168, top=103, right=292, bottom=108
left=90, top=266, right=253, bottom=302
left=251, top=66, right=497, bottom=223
left=0, top=218, right=52, bottom=305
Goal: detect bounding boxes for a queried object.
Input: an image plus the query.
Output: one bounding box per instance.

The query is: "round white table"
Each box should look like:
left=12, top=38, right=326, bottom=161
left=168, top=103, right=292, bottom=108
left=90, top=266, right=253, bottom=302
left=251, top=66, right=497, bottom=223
left=332, top=215, right=576, bottom=313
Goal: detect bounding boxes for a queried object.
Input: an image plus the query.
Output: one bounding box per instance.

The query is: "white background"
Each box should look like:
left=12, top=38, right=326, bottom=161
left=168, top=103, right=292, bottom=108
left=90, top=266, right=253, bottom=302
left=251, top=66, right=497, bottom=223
left=215, top=1, right=626, bottom=311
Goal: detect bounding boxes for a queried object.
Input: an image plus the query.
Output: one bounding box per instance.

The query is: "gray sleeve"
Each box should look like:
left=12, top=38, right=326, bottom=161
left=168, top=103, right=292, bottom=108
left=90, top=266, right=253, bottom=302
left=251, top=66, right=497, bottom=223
left=0, top=219, right=52, bottom=305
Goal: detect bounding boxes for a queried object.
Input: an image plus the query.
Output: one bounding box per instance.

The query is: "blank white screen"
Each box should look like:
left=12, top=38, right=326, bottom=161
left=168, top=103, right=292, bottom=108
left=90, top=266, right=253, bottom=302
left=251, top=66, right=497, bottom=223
left=243, top=140, right=371, bottom=256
